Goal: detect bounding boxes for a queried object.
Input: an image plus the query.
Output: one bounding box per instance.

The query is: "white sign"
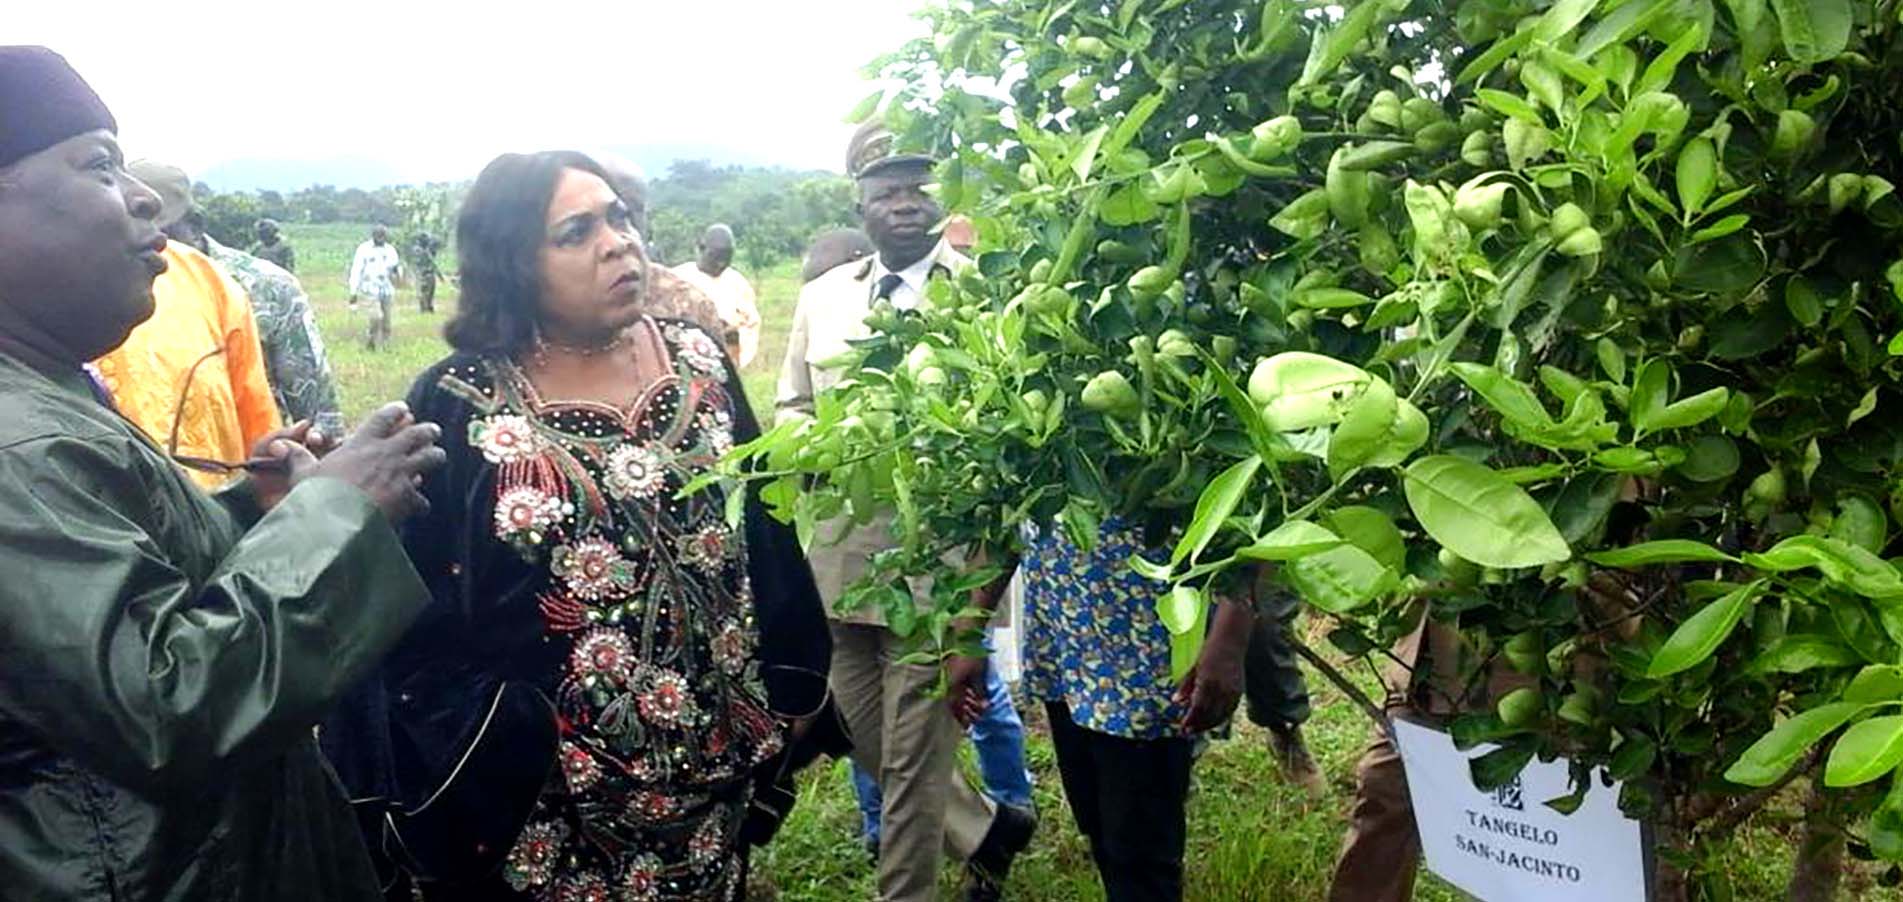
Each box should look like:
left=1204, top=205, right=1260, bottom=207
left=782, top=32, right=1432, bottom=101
left=1392, top=719, right=1650, bottom=902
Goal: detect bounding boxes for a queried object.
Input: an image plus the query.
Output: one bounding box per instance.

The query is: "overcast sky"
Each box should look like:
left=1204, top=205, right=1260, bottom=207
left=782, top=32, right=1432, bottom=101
left=16, top=0, right=932, bottom=183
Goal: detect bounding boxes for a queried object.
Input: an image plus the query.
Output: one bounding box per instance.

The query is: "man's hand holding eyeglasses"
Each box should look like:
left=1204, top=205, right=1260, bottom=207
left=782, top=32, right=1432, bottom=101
left=268, top=402, right=445, bottom=522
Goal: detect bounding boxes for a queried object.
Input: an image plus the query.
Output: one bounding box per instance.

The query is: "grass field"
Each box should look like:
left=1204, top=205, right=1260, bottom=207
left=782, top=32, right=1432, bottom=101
left=285, top=222, right=1895, bottom=901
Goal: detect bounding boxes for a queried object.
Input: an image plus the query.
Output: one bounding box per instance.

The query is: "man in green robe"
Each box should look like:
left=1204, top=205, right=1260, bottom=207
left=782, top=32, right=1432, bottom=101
left=0, top=46, right=447, bottom=900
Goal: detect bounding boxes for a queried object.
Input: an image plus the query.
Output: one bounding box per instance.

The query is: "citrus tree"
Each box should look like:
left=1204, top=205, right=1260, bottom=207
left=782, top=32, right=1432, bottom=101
left=718, top=1, right=1903, bottom=895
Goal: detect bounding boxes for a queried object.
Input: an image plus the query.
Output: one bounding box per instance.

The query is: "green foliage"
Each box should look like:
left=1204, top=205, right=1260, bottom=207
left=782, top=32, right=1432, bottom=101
left=714, top=0, right=1903, bottom=881
left=193, top=160, right=855, bottom=272
left=646, top=160, right=856, bottom=268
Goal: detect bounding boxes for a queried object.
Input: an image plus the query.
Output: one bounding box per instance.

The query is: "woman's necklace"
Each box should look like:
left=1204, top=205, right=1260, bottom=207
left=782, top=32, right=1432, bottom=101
left=531, top=329, right=627, bottom=369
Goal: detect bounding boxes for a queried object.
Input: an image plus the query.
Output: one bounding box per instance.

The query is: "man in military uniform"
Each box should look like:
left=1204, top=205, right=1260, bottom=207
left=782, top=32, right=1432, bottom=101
left=412, top=232, right=441, bottom=313
left=249, top=217, right=296, bottom=272
left=777, top=121, right=1035, bottom=902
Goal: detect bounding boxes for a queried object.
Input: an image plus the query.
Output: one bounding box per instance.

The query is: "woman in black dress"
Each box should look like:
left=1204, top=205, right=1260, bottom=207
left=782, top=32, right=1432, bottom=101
left=323, top=150, right=829, bottom=901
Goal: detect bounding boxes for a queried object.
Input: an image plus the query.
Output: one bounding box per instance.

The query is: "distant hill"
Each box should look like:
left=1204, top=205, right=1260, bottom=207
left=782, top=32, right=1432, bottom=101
left=197, top=156, right=410, bottom=193
left=197, top=143, right=812, bottom=193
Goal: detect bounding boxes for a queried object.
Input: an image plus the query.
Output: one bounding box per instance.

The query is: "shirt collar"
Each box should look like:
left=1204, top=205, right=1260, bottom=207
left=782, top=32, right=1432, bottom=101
left=870, top=241, right=947, bottom=295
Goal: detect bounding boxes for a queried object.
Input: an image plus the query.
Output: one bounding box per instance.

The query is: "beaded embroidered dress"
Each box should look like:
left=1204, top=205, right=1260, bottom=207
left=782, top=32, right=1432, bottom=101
left=321, top=318, right=833, bottom=902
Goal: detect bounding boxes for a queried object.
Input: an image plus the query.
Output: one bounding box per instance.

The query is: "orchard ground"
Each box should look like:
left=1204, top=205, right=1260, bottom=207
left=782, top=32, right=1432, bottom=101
left=291, top=222, right=1899, bottom=900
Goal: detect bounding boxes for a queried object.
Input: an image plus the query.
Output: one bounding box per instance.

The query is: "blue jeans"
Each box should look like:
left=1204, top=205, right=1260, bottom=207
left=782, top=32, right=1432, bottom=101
left=852, top=650, right=1032, bottom=845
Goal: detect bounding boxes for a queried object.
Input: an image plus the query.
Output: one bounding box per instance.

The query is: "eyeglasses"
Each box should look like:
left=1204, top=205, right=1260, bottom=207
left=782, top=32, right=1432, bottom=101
left=164, top=347, right=289, bottom=476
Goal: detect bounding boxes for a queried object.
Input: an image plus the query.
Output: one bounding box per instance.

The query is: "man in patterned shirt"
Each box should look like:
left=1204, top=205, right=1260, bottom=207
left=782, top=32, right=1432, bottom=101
left=127, top=162, right=341, bottom=425
left=960, top=521, right=1254, bottom=902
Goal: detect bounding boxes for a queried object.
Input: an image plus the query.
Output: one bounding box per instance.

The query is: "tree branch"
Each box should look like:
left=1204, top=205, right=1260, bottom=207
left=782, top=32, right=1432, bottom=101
left=1703, top=746, right=1825, bottom=836
left=1290, top=636, right=1392, bottom=735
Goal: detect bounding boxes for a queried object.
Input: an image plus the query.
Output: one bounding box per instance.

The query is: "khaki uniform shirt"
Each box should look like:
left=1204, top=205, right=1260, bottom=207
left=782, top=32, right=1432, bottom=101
left=774, top=241, right=970, bottom=625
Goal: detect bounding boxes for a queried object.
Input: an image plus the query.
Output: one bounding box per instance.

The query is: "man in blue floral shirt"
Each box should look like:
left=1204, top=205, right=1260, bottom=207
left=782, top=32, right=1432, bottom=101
left=955, top=519, right=1255, bottom=901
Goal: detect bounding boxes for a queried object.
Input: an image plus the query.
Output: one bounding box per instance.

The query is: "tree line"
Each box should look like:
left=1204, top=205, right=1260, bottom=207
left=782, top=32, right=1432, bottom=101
left=190, top=160, right=856, bottom=270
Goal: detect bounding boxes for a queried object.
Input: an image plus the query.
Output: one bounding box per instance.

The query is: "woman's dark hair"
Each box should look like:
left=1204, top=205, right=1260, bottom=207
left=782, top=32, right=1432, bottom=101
left=444, top=150, right=611, bottom=357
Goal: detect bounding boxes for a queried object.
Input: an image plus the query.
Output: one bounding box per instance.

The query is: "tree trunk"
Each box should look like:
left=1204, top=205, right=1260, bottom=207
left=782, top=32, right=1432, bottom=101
left=1653, top=822, right=1692, bottom=902
left=1787, top=786, right=1844, bottom=902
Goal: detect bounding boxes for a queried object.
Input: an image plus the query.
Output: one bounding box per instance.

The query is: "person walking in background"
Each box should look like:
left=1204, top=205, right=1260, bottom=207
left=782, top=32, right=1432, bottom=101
left=672, top=224, right=761, bottom=368
left=413, top=231, right=442, bottom=313
left=90, top=162, right=281, bottom=490
left=126, top=161, right=341, bottom=426
left=595, top=154, right=729, bottom=341
left=349, top=224, right=402, bottom=349
left=0, top=45, right=446, bottom=901
left=778, top=121, right=1035, bottom=902
left=1243, top=589, right=1326, bottom=797
left=321, top=150, right=831, bottom=901
left=249, top=216, right=296, bottom=272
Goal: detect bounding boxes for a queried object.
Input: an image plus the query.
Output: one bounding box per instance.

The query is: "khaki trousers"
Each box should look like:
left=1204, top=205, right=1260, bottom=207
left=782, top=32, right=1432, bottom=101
left=1328, top=710, right=1421, bottom=902
left=830, top=621, right=997, bottom=902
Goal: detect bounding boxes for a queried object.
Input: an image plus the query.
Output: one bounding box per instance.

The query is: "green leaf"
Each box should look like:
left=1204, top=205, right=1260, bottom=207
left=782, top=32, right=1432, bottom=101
left=1158, top=584, right=1204, bottom=635
left=1070, top=124, right=1109, bottom=184
left=1742, top=535, right=1903, bottom=599
left=1849, top=387, right=1880, bottom=427
left=1676, top=138, right=1717, bottom=217
left=1648, top=580, right=1768, bottom=677
left=1157, top=589, right=1202, bottom=681
left=1827, top=715, right=1903, bottom=787
left=1249, top=352, right=1371, bottom=432
left=1295, top=287, right=1376, bottom=308
left=1328, top=374, right=1399, bottom=474
left=1749, top=635, right=1865, bottom=673
left=1637, top=21, right=1706, bottom=95
left=1404, top=455, right=1572, bottom=568
left=1678, top=434, right=1742, bottom=482
left=1451, top=362, right=1553, bottom=430
left=1725, top=702, right=1862, bottom=786
left=1630, top=358, right=1669, bottom=429
left=1649, top=387, right=1731, bottom=431
left=1457, top=30, right=1531, bottom=85
left=1334, top=140, right=1417, bottom=172
left=1596, top=338, right=1627, bottom=383
left=1326, top=506, right=1409, bottom=572
left=1771, top=0, right=1853, bottom=64
left=1477, top=89, right=1543, bottom=124
left=1846, top=666, right=1903, bottom=703
left=1609, top=734, right=1659, bottom=782
left=1100, top=184, right=1161, bottom=226
left=1171, top=456, right=1262, bottom=566
left=1542, top=472, right=1624, bottom=545
left=1283, top=543, right=1394, bottom=613
left=1785, top=276, right=1826, bottom=327
left=1103, top=91, right=1166, bottom=164
left=1690, top=214, right=1750, bottom=243
left=1470, top=743, right=1537, bottom=791
left=1300, top=0, right=1385, bottom=86
left=1534, top=0, right=1602, bottom=43
left=1869, top=765, right=1903, bottom=861
left=845, top=89, right=884, bottom=123
left=1588, top=539, right=1740, bottom=568
left=1576, top=0, right=1675, bottom=59
left=1269, top=189, right=1330, bottom=240
left=1236, top=520, right=1344, bottom=561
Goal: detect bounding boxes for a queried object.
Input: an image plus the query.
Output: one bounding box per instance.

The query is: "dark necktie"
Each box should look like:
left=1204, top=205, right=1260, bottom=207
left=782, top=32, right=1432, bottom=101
left=873, top=273, right=905, bottom=301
